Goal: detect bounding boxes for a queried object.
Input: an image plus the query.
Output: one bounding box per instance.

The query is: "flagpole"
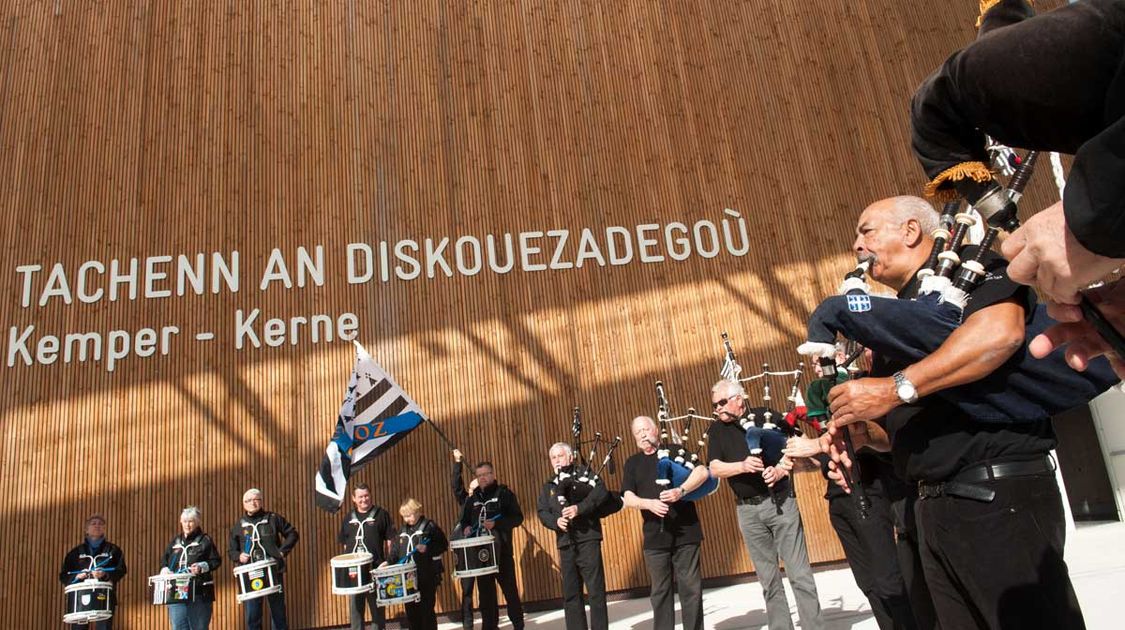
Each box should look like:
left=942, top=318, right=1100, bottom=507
left=424, top=417, right=458, bottom=451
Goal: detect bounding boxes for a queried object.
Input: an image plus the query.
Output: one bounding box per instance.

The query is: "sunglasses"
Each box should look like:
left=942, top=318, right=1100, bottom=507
left=711, top=398, right=730, bottom=409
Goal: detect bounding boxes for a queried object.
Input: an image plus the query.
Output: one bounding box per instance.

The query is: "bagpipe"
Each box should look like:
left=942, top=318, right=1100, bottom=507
left=651, top=381, right=720, bottom=501
left=720, top=334, right=800, bottom=514
left=551, top=406, right=624, bottom=519
left=910, top=0, right=1125, bottom=363
left=798, top=152, right=1119, bottom=422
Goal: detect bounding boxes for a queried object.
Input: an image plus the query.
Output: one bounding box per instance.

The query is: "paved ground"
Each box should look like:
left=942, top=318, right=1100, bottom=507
left=438, top=520, right=1125, bottom=629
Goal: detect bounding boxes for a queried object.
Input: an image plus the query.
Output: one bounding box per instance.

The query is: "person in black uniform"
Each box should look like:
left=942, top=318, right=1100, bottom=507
left=708, top=380, right=822, bottom=630
left=158, top=506, right=223, bottom=630
left=827, top=196, right=1086, bottom=629
left=338, top=483, right=393, bottom=630
left=228, top=488, right=300, bottom=630
left=383, top=498, right=449, bottom=630
left=59, top=513, right=128, bottom=630
left=536, top=442, right=610, bottom=630
left=786, top=362, right=924, bottom=630
left=910, top=0, right=1125, bottom=376
left=451, top=450, right=525, bottom=630
left=620, top=415, right=707, bottom=630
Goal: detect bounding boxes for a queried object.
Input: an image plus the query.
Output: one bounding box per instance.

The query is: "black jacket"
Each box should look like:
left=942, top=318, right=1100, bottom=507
left=536, top=471, right=608, bottom=548
left=228, top=511, right=299, bottom=571
left=337, top=506, right=393, bottom=562
left=159, top=530, right=223, bottom=602
left=387, top=517, right=449, bottom=583
left=452, top=462, right=523, bottom=551
left=59, top=539, right=128, bottom=585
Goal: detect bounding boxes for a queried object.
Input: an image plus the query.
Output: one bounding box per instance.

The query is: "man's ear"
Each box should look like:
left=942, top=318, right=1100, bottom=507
left=902, top=219, right=924, bottom=247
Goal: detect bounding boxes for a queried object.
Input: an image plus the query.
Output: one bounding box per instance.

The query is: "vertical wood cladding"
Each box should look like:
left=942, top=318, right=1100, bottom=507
left=0, top=1, right=1065, bottom=627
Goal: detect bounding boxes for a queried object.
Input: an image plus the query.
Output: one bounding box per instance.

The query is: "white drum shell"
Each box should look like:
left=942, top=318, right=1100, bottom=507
left=233, top=558, right=283, bottom=603
left=330, top=552, right=375, bottom=595
left=372, top=561, right=420, bottom=606
left=63, top=580, right=114, bottom=624
left=450, top=535, right=499, bottom=578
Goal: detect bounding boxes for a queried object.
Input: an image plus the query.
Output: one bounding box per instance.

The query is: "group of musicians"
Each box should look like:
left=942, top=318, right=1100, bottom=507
left=59, top=1, right=1124, bottom=629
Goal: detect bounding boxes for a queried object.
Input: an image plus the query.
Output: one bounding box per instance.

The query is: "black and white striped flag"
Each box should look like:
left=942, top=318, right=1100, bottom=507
left=315, top=341, right=426, bottom=513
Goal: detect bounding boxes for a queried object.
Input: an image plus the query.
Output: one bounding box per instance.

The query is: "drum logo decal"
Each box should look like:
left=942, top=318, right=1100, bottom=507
left=81, top=594, right=91, bottom=606
left=847, top=294, right=872, bottom=313
left=478, top=548, right=491, bottom=563
left=251, top=578, right=264, bottom=591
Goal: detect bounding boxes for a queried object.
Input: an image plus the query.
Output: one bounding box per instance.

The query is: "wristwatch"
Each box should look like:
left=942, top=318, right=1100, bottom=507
left=893, top=371, right=918, bottom=404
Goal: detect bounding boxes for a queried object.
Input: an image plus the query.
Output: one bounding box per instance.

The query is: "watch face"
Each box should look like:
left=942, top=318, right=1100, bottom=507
left=898, top=384, right=916, bottom=400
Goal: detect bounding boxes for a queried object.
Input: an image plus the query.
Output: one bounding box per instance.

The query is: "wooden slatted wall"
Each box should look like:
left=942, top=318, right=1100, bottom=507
left=0, top=1, right=1067, bottom=628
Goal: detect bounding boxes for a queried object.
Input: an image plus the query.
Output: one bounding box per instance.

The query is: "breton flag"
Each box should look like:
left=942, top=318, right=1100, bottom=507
left=315, top=341, right=426, bottom=513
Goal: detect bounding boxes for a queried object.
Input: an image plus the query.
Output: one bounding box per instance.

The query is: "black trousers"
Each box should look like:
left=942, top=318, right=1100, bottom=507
left=642, top=543, right=703, bottom=630
left=404, top=572, right=440, bottom=630
left=558, top=540, right=608, bottom=630
left=460, top=550, right=523, bottom=630
left=891, top=497, right=939, bottom=630
left=914, top=473, right=1085, bottom=629
left=829, top=493, right=918, bottom=630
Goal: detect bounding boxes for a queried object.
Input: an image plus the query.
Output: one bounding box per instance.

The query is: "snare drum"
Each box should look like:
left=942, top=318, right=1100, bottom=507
left=233, top=558, right=282, bottom=603
left=330, top=552, right=375, bottom=595
left=450, top=535, right=499, bottom=578
left=148, top=572, right=197, bottom=605
left=372, top=561, right=420, bottom=606
left=63, top=580, right=114, bottom=625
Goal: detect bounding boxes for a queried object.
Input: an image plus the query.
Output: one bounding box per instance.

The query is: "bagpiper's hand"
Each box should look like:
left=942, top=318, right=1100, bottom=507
left=483, top=519, right=496, bottom=531
left=741, top=455, right=765, bottom=474
left=826, top=460, right=851, bottom=494
left=1001, top=200, right=1125, bottom=304
left=777, top=455, right=794, bottom=472
left=783, top=436, right=821, bottom=459
left=239, top=553, right=251, bottom=563
left=659, top=487, right=684, bottom=503
left=1032, top=283, right=1125, bottom=379
left=556, top=517, right=569, bottom=532
left=763, top=466, right=790, bottom=487
left=453, top=448, right=464, bottom=463
left=647, top=498, right=670, bottom=517
left=828, top=377, right=897, bottom=426
left=561, top=505, right=579, bottom=520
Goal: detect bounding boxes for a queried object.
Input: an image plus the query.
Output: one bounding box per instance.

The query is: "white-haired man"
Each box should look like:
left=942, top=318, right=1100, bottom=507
left=621, top=415, right=708, bottom=630
left=229, top=488, right=299, bottom=630
left=708, top=379, right=821, bottom=630
left=828, top=195, right=1085, bottom=628
left=536, top=442, right=610, bottom=630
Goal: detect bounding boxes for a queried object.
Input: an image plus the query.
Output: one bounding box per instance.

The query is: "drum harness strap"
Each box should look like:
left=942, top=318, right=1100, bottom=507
left=349, top=511, right=378, bottom=555
left=70, top=552, right=115, bottom=583
left=242, top=517, right=269, bottom=562
left=399, top=519, right=433, bottom=564
left=171, top=538, right=205, bottom=574
left=473, top=497, right=501, bottom=536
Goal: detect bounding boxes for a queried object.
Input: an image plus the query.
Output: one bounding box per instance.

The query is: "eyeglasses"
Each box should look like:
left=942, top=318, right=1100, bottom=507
left=711, top=398, right=729, bottom=409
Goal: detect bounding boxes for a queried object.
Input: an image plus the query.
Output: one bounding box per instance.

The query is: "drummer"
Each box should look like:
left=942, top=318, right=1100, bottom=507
left=337, top=483, right=393, bottom=630
left=158, top=506, right=222, bottom=630
left=451, top=449, right=525, bottom=630
left=382, top=498, right=449, bottom=630
left=228, top=488, right=299, bottom=630
left=59, top=513, right=128, bottom=630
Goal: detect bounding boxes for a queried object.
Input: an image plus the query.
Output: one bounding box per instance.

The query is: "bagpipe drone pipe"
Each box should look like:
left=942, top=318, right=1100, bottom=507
left=798, top=155, right=1119, bottom=423
left=551, top=407, right=624, bottom=519
left=652, top=381, right=720, bottom=501
left=908, top=0, right=1125, bottom=363
left=719, top=337, right=803, bottom=513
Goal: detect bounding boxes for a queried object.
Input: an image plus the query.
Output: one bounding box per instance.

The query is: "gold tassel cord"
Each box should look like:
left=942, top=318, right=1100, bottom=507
left=922, top=161, right=994, bottom=200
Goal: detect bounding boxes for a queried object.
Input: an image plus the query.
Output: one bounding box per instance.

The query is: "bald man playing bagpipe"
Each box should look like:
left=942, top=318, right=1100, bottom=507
left=822, top=195, right=1092, bottom=629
